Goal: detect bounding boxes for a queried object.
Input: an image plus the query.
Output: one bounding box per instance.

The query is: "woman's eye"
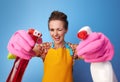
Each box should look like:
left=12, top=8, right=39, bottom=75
left=50, top=29, right=54, bottom=31
left=58, top=29, right=62, bottom=31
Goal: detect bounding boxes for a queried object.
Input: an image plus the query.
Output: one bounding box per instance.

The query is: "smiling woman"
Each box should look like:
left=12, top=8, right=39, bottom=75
left=34, top=11, right=78, bottom=82
left=7, top=10, right=79, bottom=82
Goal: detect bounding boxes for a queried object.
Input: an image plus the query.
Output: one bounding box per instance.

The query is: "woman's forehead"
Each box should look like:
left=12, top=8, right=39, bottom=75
left=49, top=20, right=65, bottom=29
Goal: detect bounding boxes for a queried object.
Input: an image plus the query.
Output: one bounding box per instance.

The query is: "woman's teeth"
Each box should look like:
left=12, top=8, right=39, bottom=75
left=54, top=37, right=60, bottom=41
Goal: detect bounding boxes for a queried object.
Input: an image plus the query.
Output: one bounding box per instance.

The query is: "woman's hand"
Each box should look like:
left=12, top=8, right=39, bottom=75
left=76, top=32, right=114, bottom=63
left=7, top=30, right=36, bottom=60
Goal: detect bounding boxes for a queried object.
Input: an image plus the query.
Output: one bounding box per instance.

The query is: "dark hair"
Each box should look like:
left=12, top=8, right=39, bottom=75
left=48, top=11, right=68, bottom=30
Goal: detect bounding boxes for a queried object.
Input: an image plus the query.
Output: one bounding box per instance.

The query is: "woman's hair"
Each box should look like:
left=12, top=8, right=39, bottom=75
left=48, top=11, right=68, bottom=30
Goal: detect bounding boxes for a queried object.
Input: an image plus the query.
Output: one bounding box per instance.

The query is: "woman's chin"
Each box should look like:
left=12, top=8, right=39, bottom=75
left=54, top=40, right=61, bottom=44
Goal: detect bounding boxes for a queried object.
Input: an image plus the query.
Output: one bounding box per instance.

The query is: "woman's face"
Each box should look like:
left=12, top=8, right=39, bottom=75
left=49, top=20, right=67, bottom=44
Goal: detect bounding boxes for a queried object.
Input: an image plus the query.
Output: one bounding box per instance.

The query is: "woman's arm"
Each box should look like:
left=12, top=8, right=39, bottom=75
left=33, top=42, right=51, bottom=61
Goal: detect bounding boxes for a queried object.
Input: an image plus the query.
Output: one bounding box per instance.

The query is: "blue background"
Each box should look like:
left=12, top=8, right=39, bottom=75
left=0, top=0, right=120, bottom=82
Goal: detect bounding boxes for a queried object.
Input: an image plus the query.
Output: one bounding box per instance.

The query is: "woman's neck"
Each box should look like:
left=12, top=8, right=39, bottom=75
left=54, top=41, right=65, bottom=49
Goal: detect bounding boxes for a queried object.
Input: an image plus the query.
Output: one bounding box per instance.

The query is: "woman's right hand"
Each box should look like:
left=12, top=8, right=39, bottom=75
left=76, top=32, right=114, bottom=63
left=7, top=30, right=36, bottom=60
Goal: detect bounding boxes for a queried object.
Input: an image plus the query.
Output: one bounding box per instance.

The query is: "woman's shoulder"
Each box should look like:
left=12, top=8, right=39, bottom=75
left=67, top=42, right=78, bottom=49
left=66, top=42, right=79, bottom=59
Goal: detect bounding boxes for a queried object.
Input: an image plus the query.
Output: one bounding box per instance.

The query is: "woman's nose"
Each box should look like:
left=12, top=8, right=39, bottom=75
left=54, top=30, right=58, bottom=36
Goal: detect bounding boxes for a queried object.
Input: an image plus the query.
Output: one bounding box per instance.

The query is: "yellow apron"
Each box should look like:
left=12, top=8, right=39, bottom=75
left=42, top=43, right=73, bottom=82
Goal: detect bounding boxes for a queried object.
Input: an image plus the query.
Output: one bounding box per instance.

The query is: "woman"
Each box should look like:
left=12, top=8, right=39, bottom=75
left=7, top=10, right=78, bottom=82
left=33, top=11, right=78, bottom=82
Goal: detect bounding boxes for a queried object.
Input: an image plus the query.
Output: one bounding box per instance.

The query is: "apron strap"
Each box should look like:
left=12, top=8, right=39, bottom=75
left=64, top=43, right=73, bottom=56
left=51, top=42, right=73, bottom=56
